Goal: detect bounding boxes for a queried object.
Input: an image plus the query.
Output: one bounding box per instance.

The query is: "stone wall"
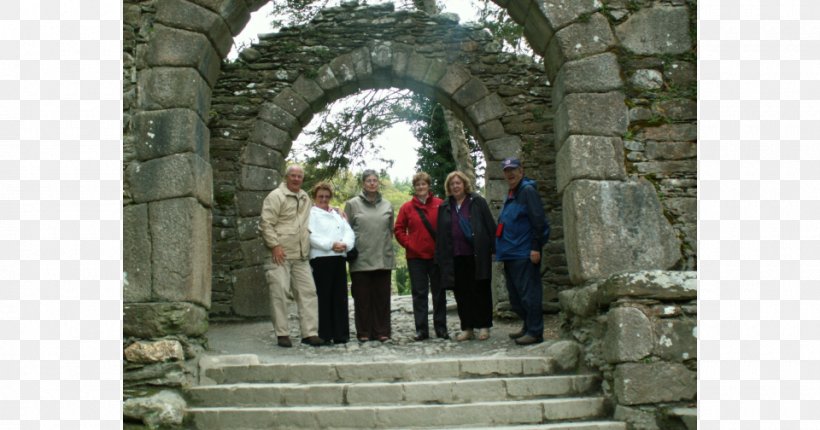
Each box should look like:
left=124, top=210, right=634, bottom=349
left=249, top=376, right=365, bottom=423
left=559, top=270, right=697, bottom=430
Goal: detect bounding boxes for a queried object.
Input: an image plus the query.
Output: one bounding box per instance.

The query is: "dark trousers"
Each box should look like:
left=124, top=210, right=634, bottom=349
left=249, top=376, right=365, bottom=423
left=350, top=270, right=392, bottom=339
left=407, top=258, right=447, bottom=336
left=310, top=256, right=350, bottom=342
left=452, top=255, right=493, bottom=330
left=503, top=259, right=544, bottom=337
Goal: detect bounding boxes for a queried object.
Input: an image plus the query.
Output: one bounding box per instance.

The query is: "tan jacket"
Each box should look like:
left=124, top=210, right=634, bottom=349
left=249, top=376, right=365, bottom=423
left=259, top=182, right=312, bottom=260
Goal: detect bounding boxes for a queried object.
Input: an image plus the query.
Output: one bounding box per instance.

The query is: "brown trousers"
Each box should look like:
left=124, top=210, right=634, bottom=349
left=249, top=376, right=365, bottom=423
left=350, top=270, right=392, bottom=339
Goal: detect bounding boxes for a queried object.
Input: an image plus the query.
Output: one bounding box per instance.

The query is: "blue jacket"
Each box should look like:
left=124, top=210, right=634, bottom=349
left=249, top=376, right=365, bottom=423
left=495, top=177, right=550, bottom=261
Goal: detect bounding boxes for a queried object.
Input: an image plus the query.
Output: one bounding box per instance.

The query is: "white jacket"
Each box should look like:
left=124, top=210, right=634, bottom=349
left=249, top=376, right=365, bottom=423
left=309, top=206, right=355, bottom=259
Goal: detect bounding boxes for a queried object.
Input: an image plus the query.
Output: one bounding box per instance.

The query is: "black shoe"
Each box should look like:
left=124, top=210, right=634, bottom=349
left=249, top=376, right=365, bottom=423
left=277, top=336, right=292, bottom=348
left=508, top=327, right=526, bottom=340
left=413, top=332, right=429, bottom=341
left=435, top=330, right=450, bottom=340
left=514, top=334, right=543, bottom=345
left=301, top=336, right=325, bottom=346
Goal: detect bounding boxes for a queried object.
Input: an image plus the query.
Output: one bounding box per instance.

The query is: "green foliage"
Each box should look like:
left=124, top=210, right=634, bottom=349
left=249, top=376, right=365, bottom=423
left=474, top=0, right=528, bottom=54
left=394, top=266, right=411, bottom=295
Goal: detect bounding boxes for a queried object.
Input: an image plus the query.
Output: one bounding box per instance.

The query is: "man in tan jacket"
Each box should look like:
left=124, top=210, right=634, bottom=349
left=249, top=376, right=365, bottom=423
left=259, top=164, right=323, bottom=347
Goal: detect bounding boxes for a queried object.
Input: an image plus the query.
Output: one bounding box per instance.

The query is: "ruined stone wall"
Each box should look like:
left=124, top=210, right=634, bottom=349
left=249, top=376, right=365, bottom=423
left=206, top=2, right=562, bottom=317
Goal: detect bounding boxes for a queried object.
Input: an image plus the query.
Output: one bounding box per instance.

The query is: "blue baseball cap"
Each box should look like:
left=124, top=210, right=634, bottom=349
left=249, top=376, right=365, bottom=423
left=501, top=157, right=522, bottom=170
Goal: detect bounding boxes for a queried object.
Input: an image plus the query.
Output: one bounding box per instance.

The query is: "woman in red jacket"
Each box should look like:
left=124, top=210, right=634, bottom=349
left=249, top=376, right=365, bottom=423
left=395, top=172, right=448, bottom=341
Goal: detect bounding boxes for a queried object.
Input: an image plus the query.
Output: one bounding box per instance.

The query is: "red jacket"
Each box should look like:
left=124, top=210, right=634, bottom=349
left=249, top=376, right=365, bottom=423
left=395, top=195, right=442, bottom=260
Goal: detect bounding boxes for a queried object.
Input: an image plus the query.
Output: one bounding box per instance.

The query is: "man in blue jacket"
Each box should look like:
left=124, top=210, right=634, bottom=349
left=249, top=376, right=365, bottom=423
left=495, top=158, right=550, bottom=345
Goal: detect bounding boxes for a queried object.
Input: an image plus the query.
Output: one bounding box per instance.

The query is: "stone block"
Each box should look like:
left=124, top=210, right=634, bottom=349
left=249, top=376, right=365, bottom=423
left=506, top=0, right=531, bottom=24
left=124, top=204, right=152, bottom=302
left=273, top=88, right=312, bottom=126
left=240, top=143, right=285, bottom=170
left=436, top=65, right=472, bottom=96
left=123, top=390, right=186, bottom=428
left=523, top=3, right=553, bottom=54
left=544, top=13, right=616, bottom=80
left=616, top=5, right=693, bottom=55
left=248, top=120, right=292, bottom=154
left=128, top=153, right=213, bottom=207
left=536, top=0, right=601, bottom=31
left=663, top=61, right=695, bottom=87
left=314, top=64, right=342, bottom=99
left=614, top=405, right=660, bottom=430
left=405, top=52, right=432, bottom=83
left=545, top=340, right=581, bottom=372
left=604, top=306, right=654, bottom=363
left=390, top=44, right=412, bottom=79
left=404, top=381, right=454, bottom=403
left=187, top=0, right=251, bottom=36
left=644, top=141, right=696, bottom=160
left=552, top=52, right=623, bottom=107
left=556, top=135, right=627, bottom=193
left=231, top=265, right=269, bottom=317
left=637, top=123, right=697, bottom=142
left=422, top=59, right=448, bottom=87
left=630, top=69, right=663, bottom=90
left=613, top=362, right=696, bottom=405
left=452, top=78, right=489, bottom=109
left=562, top=180, right=682, bottom=283
left=350, top=47, right=373, bottom=83
left=149, top=198, right=212, bottom=307
left=236, top=191, right=269, bottom=217
left=652, top=99, right=697, bottom=121
left=634, top=159, right=697, bottom=175
left=485, top=135, right=522, bottom=160
left=236, top=216, right=261, bottom=241
left=291, top=76, right=326, bottom=111
left=329, top=52, right=359, bottom=92
left=598, top=270, right=697, bottom=304
left=654, top=318, right=697, bottom=362
left=123, top=302, right=209, bottom=338
left=370, top=42, right=393, bottom=69
left=663, top=197, right=696, bottom=223
left=258, top=103, right=301, bottom=139
left=138, top=67, right=211, bottom=120
left=346, top=383, right=403, bottom=404
left=124, top=339, right=185, bottom=364
left=240, top=237, right=270, bottom=266
left=478, top=119, right=506, bottom=141
left=555, top=92, right=628, bottom=148
left=155, top=0, right=233, bottom=58
left=146, top=24, right=221, bottom=88
left=133, top=109, right=209, bottom=161
left=466, top=94, right=507, bottom=126
left=239, top=165, right=280, bottom=191
left=557, top=284, right=599, bottom=317
left=453, top=379, right=506, bottom=402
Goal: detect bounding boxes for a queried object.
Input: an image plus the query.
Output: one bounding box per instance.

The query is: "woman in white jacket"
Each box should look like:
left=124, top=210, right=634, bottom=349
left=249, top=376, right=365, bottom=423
left=309, top=181, right=356, bottom=344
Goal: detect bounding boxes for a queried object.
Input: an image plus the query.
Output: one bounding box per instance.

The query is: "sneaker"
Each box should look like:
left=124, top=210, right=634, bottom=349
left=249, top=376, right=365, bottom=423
left=277, top=336, right=292, bottom=348
left=301, top=336, right=325, bottom=346
left=508, top=327, right=526, bottom=339
left=456, top=329, right=474, bottom=341
left=514, top=334, right=543, bottom=345
left=477, top=328, right=490, bottom=341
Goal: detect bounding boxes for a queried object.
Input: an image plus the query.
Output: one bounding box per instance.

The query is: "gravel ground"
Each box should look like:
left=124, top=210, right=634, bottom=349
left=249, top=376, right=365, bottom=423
left=206, top=294, right=563, bottom=363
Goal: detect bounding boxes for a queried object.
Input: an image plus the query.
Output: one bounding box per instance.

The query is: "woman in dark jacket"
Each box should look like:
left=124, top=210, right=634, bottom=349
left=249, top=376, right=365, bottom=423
left=435, top=171, right=497, bottom=341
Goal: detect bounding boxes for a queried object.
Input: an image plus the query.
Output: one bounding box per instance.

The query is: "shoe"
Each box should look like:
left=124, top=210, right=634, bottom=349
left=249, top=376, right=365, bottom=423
left=358, top=336, right=369, bottom=342
left=514, top=334, right=543, bottom=345
left=277, top=336, right=292, bottom=348
left=301, top=336, right=325, bottom=346
left=508, top=327, right=526, bottom=340
left=435, top=330, right=450, bottom=340
left=377, top=336, right=390, bottom=343
left=456, top=330, right=474, bottom=341
left=477, top=328, right=490, bottom=341
left=413, top=332, right=429, bottom=341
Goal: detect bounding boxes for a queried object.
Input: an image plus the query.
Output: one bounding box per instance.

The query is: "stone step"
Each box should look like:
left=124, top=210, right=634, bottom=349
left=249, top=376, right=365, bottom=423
left=189, top=374, right=600, bottom=407
left=203, top=356, right=556, bottom=385
left=420, top=423, right=626, bottom=430
left=188, top=397, right=608, bottom=429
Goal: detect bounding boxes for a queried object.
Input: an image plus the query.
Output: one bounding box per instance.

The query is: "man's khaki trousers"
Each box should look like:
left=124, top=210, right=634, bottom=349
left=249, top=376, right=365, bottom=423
left=265, top=258, right=319, bottom=338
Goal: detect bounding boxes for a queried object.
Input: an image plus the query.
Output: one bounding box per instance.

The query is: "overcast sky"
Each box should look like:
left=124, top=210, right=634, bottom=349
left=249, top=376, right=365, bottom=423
left=231, top=1, right=481, bottom=181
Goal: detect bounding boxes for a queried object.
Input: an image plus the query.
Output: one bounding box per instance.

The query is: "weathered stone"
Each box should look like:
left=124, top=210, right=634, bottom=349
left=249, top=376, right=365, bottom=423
left=544, top=13, right=616, bottom=80
left=236, top=216, right=261, bottom=241
left=452, top=78, right=489, bottom=108
left=652, top=99, right=696, bottom=121
left=328, top=51, right=359, bottom=92
left=124, top=340, right=185, bottom=364
left=663, top=61, right=695, bottom=87
left=555, top=92, right=628, bottom=149
left=187, top=0, right=251, bottom=36
left=613, top=362, right=696, bottom=405
left=232, top=265, right=269, bottom=317
left=545, top=340, right=581, bottom=372
left=248, top=120, right=292, bottom=154
left=155, top=0, right=233, bottom=58
left=629, top=106, right=653, bottom=122
left=127, top=153, right=213, bottom=207
left=629, top=69, right=663, bottom=90
left=485, top=135, right=522, bottom=160
left=523, top=4, right=553, bottom=55
left=124, top=204, right=151, bottom=302
left=422, top=59, right=449, bottom=86
left=138, top=67, right=211, bottom=119
left=133, top=109, right=209, bottom=161
left=239, top=165, right=280, bottom=191
left=663, top=197, right=696, bottom=223
left=405, top=52, right=432, bottom=83
left=370, top=42, right=393, bottom=69
left=616, top=6, right=693, bottom=55
left=654, top=318, right=697, bottom=362
left=149, top=197, right=212, bottom=307
left=553, top=52, right=623, bottom=107
left=236, top=191, right=269, bottom=217
left=556, top=135, right=627, bottom=193
left=146, top=24, right=221, bottom=88
left=604, top=306, right=654, bottom=363
left=291, top=76, right=326, bottom=111
left=314, top=64, right=342, bottom=99
left=436, top=64, right=472, bottom=96
left=598, top=270, right=697, bottom=304
left=123, top=302, right=208, bottom=338
left=536, top=0, right=601, bottom=31
left=478, top=119, right=506, bottom=141
left=634, top=159, right=697, bottom=175
left=238, top=47, right=261, bottom=62
left=123, top=390, right=186, bottom=428
left=644, top=141, right=696, bottom=160
left=240, top=143, right=285, bottom=170
left=563, top=180, right=682, bottom=283
left=558, top=283, right=599, bottom=317
left=273, top=88, right=312, bottom=126
left=258, top=103, right=301, bottom=139
left=349, top=47, right=373, bottom=83
left=240, top=237, right=270, bottom=266
left=505, top=0, right=531, bottom=25
left=614, top=405, right=660, bottom=430
left=466, top=93, right=508, bottom=126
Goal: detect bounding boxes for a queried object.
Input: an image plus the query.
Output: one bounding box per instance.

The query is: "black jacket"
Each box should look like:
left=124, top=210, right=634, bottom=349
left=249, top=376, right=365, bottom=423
left=435, top=193, right=497, bottom=288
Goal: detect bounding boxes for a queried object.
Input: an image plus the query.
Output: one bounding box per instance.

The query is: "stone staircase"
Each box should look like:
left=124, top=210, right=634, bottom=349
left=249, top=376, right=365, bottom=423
left=186, top=355, right=625, bottom=429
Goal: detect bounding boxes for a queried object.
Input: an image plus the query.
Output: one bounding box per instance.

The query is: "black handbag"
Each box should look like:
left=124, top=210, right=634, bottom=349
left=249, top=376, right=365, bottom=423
left=346, top=247, right=358, bottom=262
